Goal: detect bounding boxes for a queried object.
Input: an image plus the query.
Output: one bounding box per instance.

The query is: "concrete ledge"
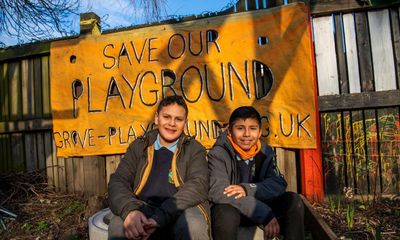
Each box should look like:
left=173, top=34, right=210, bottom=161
left=88, top=208, right=265, bottom=240
left=301, top=195, right=338, bottom=240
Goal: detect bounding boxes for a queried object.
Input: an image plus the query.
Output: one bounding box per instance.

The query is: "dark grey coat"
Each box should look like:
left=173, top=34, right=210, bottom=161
left=108, top=129, right=209, bottom=228
left=208, top=131, right=287, bottom=225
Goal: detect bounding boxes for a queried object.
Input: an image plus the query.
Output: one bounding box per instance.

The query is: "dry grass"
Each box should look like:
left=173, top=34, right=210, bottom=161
left=313, top=196, right=400, bottom=240
left=0, top=171, right=106, bottom=240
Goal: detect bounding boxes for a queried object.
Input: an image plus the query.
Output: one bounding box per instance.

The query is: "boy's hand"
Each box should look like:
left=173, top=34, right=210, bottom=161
left=224, top=185, right=246, bottom=199
left=123, top=210, right=150, bottom=239
left=142, top=218, right=159, bottom=240
left=264, top=217, right=280, bottom=239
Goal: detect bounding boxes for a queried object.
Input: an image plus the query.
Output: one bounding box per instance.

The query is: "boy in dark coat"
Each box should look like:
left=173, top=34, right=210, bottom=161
left=208, top=106, right=304, bottom=240
left=108, top=95, right=210, bottom=240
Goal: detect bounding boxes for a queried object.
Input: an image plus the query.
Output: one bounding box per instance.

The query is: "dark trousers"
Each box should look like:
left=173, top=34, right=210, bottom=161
left=108, top=206, right=210, bottom=240
left=211, top=192, right=305, bottom=240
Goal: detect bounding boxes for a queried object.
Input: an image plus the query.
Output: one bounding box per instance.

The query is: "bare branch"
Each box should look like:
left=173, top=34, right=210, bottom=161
left=0, top=0, right=79, bottom=44
left=128, top=0, right=166, bottom=22
left=0, top=0, right=168, bottom=46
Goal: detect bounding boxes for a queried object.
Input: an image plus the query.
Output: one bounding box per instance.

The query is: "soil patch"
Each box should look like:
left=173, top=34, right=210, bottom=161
left=313, top=195, right=400, bottom=240
left=0, top=171, right=106, bottom=240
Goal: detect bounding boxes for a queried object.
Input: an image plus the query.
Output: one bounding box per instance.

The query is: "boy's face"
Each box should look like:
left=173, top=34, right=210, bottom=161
left=155, top=103, right=187, bottom=146
left=229, top=118, right=261, bottom=151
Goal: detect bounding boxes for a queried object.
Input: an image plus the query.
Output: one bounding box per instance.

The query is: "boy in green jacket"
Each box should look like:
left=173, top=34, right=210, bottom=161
left=108, top=95, right=210, bottom=240
left=208, top=106, right=305, bottom=240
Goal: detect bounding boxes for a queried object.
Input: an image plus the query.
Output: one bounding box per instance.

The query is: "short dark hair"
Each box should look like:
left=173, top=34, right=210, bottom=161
left=229, top=106, right=261, bottom=129
left=157, top=95, right=188, bottom=117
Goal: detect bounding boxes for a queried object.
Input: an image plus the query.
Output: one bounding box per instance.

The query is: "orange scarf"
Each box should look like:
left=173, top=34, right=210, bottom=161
left=227, top=135, right=261, bottom=160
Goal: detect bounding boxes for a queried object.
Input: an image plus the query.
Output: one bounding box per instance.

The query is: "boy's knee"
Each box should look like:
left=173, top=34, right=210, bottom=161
left=212, top=204, right=240, bottom=221
left=289, top=192, right=303, bottom=208
left=187, top=217, right=209, bottom=236
left=174, top=207, right=210, bottom=240
left=108, top=214, right=126, bottom=239
left=284, top=192, right=304, bottom=216
left=211, top=204, right=241, bottom=238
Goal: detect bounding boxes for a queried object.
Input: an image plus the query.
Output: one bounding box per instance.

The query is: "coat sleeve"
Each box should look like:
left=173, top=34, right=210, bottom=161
left=208, top=146, right=275, bottom=225
left=240, top=146, right=287, bottom=202
left=240, top=147, right=287, bottom=202
left=108, top=142, right=154, bottom=220
left=151, top=141, right=209, bottom=228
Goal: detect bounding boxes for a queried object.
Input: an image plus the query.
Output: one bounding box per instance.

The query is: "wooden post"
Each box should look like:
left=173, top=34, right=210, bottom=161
left=275, top=148, right=298, bottom=192
left=80, top=12, right=101, bottom=36
left=300, top=13, right=324, bottom=202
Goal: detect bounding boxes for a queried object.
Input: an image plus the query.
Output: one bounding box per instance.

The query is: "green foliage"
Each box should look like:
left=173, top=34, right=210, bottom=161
left=358, top=204, right=366, bottom=210
left=375, top=224, right=382, bottom=240
left=63, top=201, right=84, bottom=217
left=328, top=195, right=342, bottom=213
left=36, top=220, right=48, bottom=232
left=20, top=223, right=33, bottom=232
left=346, top=204, right=355, bottom=230
left=394, top=209, right=400, bottom=217
left=66, top=234, right=80, bottom=240
left=0, top=218, right=7, bottom=231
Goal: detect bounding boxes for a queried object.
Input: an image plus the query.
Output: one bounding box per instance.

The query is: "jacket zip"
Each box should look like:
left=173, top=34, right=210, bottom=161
left=173, top=136, right=185, bottom=187
left=197, top=204, right=212, bottom=239
left=133, top=163, right=147, bottom=194
left=175, top=137, right=212, bottom=239
left=133, top=145, right=154, bottom=195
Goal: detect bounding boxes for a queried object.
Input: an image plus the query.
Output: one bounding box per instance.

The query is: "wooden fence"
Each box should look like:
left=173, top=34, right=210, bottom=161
left=0, top=0, right=399, bottom=197
left=315, top=5, right=400, bottom=195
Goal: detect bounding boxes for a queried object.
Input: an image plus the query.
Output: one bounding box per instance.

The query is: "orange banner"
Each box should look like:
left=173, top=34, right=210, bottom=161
left=50, top=3, right=316, bottom=157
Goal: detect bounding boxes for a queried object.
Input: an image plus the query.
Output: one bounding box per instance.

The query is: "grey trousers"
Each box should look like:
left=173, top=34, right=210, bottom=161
left=211, top=192, right=305, bottom=240
left=108, top=206, right=210, bottom=240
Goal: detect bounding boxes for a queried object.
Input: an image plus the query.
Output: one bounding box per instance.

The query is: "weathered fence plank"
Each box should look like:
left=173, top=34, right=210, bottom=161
left=343, top=13, right=361, bottom=93
left=377, top=108, right=400, bottom=194
left=106, top=155, right=116, bottom=185
left=41, top=56, right=51, bottom=117
left=0, top=134, right=6, bottom=172
left=58, top=157, right=67, bottom=192
left=276, top=148, right=298, bottom=192
left=1, top=63, right=9, bottom=121
left=0, top=119, right=52, bottom=133
left=318, top=90, right=400, bottom=111
left=11, top=133, right=25, bottom=171
left=83, top=156, right=97, bottom=196
left=33, top=58, right=43, bottom=118
left=390, top=7, right=400, bottom=89
left=313, top=15, right=339, bottom=96
left=9, top=62, right=21, bottom=121
left=310, top=0, right=371, bottom=16
left=321, top=112, right=345, bottom=194
left=51, top=135, right=60, bottom=191
left=368, top=9, right=397, bottom=91
left=0, top=42, right=50, bottom=61
left=106, top=155, right=123, bottom=187
left=45, top=131, right=54, bottom=187
left=0, top=64, right=4, bottom=121
left=364, top=109, right=379, bottom=195
left=4, top=134, right=11, bottom=171
left=351, top=110, right=368, bottom=194
left=92, top=156, right=107, bottom=195
left=354, top=12, right=374, bottom=92
left=24, top=133, right=38, bottom=172
left=73, top=157, right=85, bottom=193
left=334, top=14, right=349, bottom=94
left=21, top=59, right=34, bottom=119
left=97, top=156, right=107, bottom=195
left=65, top=158, right=75, bottom=193
left=37, top=132, right=46, bottom=170
left=343, top=111, right=355, bottom=189
left=83, top=156, right=107, bottom=196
